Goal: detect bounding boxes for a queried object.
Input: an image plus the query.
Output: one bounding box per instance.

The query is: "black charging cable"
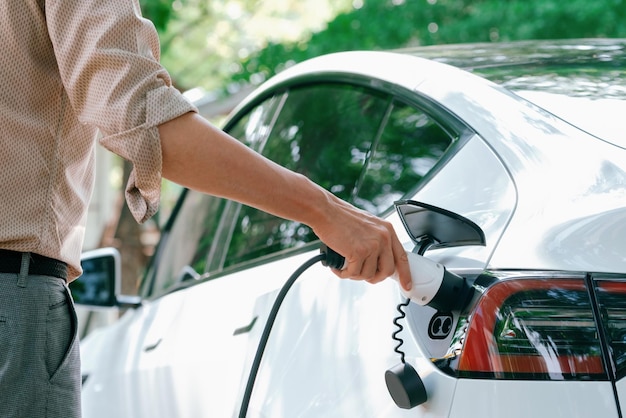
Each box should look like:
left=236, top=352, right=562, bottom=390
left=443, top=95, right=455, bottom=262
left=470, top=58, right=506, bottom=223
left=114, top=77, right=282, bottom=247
left=238, top=245, right=344, bottom=418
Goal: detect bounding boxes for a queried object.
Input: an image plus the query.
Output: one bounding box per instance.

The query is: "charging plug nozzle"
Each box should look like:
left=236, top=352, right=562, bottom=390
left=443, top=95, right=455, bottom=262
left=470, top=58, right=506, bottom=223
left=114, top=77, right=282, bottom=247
left=320, top=245, right=471, bottom=312
left=393, top=252, right=470, bottom=312
left=319, top=244, right=346, bottom=270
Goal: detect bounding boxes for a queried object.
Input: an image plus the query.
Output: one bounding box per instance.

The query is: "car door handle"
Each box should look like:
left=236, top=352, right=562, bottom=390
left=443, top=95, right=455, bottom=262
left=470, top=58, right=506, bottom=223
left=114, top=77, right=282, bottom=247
left=233, top=316, right=258, bottom=336
left=144, top=338, right=162, bottom=352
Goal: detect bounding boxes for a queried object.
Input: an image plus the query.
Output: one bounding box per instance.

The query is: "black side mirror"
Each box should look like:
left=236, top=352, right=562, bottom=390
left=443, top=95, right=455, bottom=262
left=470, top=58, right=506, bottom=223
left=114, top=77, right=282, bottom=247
left=70, top=247, right=141, bottom=308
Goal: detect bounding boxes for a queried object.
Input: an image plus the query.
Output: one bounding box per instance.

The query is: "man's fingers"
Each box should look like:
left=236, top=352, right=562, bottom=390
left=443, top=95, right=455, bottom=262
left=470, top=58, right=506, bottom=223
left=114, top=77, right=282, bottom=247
left=376, top=245, right=396, bottom=280
left=358, top=253, right=380, bottom=280
left=319, top=215, right=409, bottom=287
left=393, top=240, right=412, bottom=291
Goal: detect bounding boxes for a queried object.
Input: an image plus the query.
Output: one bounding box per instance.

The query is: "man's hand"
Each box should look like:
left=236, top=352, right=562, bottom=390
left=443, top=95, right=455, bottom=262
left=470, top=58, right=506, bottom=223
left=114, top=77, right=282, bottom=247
left=311, top=196, right=412, bottom=291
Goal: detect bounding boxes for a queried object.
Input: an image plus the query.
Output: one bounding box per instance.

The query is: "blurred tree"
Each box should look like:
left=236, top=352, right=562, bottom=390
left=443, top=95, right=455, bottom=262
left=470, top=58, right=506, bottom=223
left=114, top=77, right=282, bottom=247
left=158, top=0, right=352, bottom=92
left=232, top=0, right=626, bottom=86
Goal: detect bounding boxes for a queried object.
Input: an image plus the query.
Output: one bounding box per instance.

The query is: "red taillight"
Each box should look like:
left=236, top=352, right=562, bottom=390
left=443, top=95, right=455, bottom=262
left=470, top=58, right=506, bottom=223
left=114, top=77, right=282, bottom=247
left=456, top=277, right=607, bottom=380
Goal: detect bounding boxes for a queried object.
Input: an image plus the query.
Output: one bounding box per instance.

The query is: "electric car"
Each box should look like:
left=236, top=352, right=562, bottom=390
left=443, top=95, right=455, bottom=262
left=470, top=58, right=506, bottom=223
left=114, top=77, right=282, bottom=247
left=72, top=39, right=626, bottom=417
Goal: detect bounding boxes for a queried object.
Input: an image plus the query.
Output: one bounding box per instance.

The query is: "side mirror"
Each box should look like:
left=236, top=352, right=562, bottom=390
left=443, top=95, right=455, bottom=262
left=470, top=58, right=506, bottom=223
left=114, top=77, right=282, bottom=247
left=70, top=247, right=141, bottom=308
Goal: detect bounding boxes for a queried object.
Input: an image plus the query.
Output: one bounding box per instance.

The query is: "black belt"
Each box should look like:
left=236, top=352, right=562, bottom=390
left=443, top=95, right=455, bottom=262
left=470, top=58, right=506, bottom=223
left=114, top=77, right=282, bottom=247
left=0, top=249, right=67, bottom=280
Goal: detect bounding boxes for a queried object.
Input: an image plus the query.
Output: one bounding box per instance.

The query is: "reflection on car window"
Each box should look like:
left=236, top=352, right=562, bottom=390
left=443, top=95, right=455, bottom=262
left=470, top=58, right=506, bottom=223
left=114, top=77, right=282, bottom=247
left=147, top=192, right=227, bottom=294
left=356, top=101, right=455, bottom=213
left=232, top=94, right=285, bottom=151
left=147, top=83, right=458, bottom=280
left=261, top=84, right=389, bottom=199
left=223, top=83, right=390, bottom=268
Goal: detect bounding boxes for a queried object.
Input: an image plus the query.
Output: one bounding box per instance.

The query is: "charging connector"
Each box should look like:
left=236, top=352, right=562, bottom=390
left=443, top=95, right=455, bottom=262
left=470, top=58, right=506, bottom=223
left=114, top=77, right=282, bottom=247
left=395, top=252, right=470, bottom=312
left=318, top=245, right=471, bottom=411
left=320, top=245, right=470, bottom=312
left=319, top=244, right=346, bottom=270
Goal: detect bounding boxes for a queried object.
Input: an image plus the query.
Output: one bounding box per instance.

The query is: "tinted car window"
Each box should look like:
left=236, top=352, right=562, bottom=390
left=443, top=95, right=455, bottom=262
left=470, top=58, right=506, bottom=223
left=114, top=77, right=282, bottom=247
left=144, top=83, right=457, bottom=291
left=223, top=83, right=390, bottom=268
left=145, top=192, right=227, bottom=294
left=222, top=84, right=455, bottom=269
left=231, top=94, right=285, bottom=151
left=356, top=100, right=455, bottom=213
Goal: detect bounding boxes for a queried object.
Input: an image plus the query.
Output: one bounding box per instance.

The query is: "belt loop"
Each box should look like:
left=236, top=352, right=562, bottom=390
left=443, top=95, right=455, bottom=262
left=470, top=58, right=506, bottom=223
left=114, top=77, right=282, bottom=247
left=17, top=252, right=30, bottom=288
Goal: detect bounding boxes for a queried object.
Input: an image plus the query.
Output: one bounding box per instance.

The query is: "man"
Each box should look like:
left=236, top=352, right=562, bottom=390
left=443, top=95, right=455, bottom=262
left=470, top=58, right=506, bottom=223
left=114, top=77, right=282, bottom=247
left=0, top=1, right=411, bottom=417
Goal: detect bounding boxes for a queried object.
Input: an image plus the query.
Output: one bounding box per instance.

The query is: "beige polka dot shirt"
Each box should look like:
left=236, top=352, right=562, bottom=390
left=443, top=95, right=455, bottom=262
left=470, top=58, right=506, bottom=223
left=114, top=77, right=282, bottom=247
left=0, top=0, right=197, bottom=281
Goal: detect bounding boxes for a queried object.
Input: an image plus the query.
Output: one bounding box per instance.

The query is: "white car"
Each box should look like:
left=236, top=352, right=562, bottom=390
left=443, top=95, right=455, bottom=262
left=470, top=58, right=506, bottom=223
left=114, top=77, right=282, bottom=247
left=72, top=39, right=626, bottom=417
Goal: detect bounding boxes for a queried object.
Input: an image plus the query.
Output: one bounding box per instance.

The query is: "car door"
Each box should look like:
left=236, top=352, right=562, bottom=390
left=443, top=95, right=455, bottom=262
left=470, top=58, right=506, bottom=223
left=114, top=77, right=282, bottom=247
left=81, top=77, right=459, bottom=417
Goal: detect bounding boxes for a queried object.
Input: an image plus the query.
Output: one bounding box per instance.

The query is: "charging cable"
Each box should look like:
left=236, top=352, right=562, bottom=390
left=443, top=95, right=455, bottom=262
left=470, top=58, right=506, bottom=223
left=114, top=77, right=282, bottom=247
left=238, top=246, right=343, bottom=418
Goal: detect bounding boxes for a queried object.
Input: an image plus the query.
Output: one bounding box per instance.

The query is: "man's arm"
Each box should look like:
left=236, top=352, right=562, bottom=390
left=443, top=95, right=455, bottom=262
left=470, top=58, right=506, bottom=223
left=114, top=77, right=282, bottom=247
left=159, top=112, right=412, bottom=289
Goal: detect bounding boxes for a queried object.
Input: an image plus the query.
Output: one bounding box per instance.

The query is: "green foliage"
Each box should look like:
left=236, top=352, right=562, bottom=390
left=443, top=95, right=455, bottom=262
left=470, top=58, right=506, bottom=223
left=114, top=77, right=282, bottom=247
left=233, top=0, right=626, bottom=86
left=139, top=0, right=174, bottom=31
left=153, top=1, right=352, bottom=92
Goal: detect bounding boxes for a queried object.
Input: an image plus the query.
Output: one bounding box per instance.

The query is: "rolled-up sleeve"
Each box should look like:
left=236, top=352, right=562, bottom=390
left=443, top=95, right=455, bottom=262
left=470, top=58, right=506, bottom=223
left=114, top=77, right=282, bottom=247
left=46, top=0, right=197, bottom=223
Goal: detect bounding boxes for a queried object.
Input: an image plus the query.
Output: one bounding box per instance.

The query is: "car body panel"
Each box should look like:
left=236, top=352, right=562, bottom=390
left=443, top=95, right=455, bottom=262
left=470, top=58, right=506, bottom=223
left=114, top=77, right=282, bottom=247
left=414, top=65, right=626, bottom=273
left=617, top=378, right=626, bottom=413
left=449, top=380, right=618, bottom=417
left=409, top=134, right=515, bottom=271
left=81, top=251, right=324, bottom=417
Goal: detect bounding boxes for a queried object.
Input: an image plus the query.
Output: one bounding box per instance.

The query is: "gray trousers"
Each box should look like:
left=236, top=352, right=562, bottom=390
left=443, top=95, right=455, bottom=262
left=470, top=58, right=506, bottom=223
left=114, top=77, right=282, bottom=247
left=0, top=253, right=81, bottom=417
